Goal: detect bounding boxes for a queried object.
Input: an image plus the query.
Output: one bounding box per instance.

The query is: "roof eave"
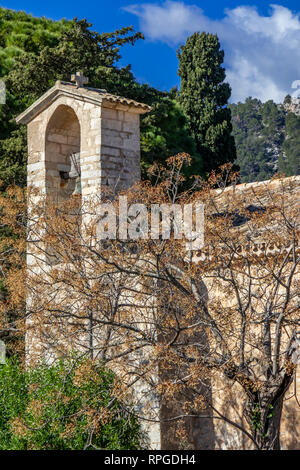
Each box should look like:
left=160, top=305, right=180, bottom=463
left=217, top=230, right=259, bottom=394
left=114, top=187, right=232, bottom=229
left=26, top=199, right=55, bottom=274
left=16, top=82, right=151, bottom=125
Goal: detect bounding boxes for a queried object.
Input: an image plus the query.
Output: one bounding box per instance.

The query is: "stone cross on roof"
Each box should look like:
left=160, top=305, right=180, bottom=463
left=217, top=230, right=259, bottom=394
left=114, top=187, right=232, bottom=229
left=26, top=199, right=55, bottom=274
left=71, top=71, right=89, bottom=88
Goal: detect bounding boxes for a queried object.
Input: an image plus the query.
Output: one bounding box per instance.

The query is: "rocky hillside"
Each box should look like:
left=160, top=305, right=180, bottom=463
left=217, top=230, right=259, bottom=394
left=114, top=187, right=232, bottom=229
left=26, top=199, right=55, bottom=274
left=230, top=97, right=300, bottom=183
left=284, top=96, right=300, bottom=115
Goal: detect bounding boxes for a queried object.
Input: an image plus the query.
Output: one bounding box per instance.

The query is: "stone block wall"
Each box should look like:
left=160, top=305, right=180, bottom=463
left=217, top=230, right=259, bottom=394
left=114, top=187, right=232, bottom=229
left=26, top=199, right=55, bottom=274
left=100, top=107, right=141, bottom=193
left=26, top=95, right=142, bottom=202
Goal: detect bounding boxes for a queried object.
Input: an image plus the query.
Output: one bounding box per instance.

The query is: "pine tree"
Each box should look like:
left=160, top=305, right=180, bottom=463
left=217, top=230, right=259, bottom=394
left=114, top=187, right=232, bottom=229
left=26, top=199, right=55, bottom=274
left=279, top=112, right=300, bottom=176
left=230, top=98, right=286, bottom=182
left=177, top=32, right=236, bottom=174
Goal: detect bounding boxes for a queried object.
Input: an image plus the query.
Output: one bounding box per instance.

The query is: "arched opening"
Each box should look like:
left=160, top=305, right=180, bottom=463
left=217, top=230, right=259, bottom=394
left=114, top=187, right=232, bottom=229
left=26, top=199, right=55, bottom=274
left=45, top=105, right=81, bottom=204
left=45, top=105, right=81, bottom=265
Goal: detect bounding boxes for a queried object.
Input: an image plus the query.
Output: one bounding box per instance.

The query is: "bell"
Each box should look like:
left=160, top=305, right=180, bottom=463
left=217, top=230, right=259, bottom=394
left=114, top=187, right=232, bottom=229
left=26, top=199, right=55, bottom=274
left=59, top=152, right=81, bottom=195
left=69, top=152, right=81, bottom=179
left=72, top=177, right=82, bottom=196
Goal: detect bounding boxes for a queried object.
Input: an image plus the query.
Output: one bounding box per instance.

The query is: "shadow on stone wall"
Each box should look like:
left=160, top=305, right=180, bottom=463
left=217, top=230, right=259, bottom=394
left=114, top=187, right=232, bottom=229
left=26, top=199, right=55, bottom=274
left=159, top=281, right=216, bottom=450
left=159, top=358, right=216, bottom=450
left=281, top=386, right=300, bottom=450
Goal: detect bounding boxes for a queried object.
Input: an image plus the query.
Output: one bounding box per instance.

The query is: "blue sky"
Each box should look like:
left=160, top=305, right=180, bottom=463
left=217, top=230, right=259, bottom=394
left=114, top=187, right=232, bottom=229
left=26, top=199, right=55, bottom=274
left=2, top=1, right=300, bottom=102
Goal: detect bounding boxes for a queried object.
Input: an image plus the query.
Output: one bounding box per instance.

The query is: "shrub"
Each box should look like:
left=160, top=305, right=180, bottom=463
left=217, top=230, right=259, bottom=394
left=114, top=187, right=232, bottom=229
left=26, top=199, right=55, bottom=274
left=0, top=356, right=146, bottom=450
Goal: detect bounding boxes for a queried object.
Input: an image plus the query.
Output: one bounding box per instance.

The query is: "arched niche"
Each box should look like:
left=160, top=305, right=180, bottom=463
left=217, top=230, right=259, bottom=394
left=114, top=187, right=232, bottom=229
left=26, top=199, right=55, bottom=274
left=45, top=104, right=81, bottom=204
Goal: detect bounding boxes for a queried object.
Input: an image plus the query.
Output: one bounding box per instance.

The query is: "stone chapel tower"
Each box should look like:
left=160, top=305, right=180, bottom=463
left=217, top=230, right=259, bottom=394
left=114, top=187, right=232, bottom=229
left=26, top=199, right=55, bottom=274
left=15, top=74, right=166, bottom=448
left=16, top=73, right=152, bottom=349
left=16, top=73, right=150, bottom=201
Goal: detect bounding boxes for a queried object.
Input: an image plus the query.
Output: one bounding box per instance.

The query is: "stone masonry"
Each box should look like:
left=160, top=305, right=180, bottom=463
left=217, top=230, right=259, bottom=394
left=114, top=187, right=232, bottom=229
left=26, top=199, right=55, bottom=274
left=16, top=79, right=150, bottom=201
left=15, top=77, right=164, bottom=449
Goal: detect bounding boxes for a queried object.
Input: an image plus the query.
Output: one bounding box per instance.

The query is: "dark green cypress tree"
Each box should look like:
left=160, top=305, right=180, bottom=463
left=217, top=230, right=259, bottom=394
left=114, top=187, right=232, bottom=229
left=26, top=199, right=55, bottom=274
left=177, top=32, right=236, bottom=174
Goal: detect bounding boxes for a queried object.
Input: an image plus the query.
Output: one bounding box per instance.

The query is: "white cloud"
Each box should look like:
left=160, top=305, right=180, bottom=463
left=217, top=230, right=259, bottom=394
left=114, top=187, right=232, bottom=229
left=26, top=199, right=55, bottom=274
left=124, top=2, right=300, bottom=102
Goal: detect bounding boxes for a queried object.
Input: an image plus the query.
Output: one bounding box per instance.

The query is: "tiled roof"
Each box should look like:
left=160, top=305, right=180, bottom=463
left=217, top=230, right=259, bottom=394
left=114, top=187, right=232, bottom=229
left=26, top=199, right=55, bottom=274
left=57, top=82, right=151, bottom=111
left=16, top=81, right=151, bottom=124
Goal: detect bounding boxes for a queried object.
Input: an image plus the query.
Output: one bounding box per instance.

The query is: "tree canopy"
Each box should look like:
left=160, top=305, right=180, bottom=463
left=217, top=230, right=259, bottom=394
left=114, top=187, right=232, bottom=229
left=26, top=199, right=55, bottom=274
left=177, top=32, right=236, bottom=174
left=0, top=11, right=202, bottom=187
left=0, top=356, right=145, bottom=450
left=229, top=97, right=300, bottom=182
left=279, top=112, right=300, bottom=176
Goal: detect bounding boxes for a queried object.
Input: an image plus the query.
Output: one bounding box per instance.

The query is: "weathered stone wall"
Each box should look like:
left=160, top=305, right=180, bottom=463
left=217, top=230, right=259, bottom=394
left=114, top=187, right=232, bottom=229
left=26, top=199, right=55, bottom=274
left=27, top=96, right=141, bottom=199
left=197, top=268, right=300, bottom=450
left=100, top=107, right=141, bottom=193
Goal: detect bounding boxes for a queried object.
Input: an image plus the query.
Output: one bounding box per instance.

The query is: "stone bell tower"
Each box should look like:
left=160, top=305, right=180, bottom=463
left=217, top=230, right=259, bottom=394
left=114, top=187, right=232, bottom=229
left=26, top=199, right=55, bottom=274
left=16, top=71, right=151, bottom=357
left=16, top=72, right=152, bottom=363
left=16, top=72, right=150, bottom=202
left=16, top=74, right=162, bottom=449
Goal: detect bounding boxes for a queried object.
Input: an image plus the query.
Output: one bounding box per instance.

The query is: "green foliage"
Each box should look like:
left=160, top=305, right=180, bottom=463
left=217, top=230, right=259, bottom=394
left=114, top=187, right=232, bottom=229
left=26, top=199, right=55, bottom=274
left=267, top=404, right=274, bottom=419
left=1, top=18, right=146, bottom=187
left=279, top=112, right=300, bottom=176
left=0, top=358, right=27, bottom=449
left=0, top=356, right=145, bottom=450
left=177, top=32, right=236, bottom=174
left=250, top=403, right=275, bottom=434
left=230, top=98, right=286, bottom=182
left=0, top=7, right=70, bottom=76
left=283, top=94, right=292, bottom=106
left=0, top=11, right=202, bottom=186
left=251, top=403, right=262, bottom=431
left=6, top=18, right=144, bottom=104
left=140, top=97, right=201, bottom=177
left=0, top=8, right=71, bottom=187
left=0, top=125, right=27, bottom=186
